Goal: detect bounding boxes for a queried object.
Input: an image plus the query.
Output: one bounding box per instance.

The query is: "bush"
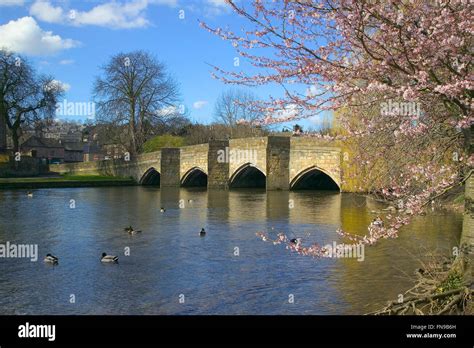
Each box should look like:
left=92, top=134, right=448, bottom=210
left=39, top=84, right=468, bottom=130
left=142, top=134, right=185, bottom=153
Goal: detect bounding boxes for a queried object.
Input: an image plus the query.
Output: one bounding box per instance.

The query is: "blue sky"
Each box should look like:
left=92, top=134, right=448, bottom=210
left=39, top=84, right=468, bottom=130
left=0, top=0, right=330, bottom=130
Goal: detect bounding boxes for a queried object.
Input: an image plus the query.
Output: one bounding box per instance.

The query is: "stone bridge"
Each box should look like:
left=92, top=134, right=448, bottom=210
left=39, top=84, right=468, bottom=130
left=51, top=136, right=343, bottom=191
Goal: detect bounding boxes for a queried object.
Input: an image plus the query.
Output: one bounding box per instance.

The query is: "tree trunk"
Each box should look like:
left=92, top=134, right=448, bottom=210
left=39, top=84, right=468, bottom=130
left=0, top=110, right=6, bottom=152
left=129, top=100, right=138, bottom=156
left=11, top=126, right=19, bottom=153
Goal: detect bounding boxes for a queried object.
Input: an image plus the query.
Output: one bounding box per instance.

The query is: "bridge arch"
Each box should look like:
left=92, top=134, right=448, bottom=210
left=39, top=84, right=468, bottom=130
left=229, top=163, right=266, bottom=188
left=140, top=167, right=161, bottom=186
left=181, top=167, right=208, bottom=187
left=290, top=166, right=340, bottom=191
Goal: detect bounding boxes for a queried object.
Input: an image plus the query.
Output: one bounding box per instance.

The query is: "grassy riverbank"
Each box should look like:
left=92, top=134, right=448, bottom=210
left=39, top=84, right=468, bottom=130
left=0, top=174, right=136, bottom=189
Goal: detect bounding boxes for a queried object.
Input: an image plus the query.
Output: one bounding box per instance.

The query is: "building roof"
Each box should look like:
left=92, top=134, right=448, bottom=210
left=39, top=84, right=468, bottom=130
left=63, top=142, right=84, bottom=152
left=82, top=141, right=102, bottom=154
left=21, top=136, right=63, bottom=149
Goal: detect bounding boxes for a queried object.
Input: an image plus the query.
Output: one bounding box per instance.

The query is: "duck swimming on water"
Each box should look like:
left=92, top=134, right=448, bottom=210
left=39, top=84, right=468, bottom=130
left=199, top=228, right=206, bottom=237
left=44, top=254, right=58, bottom=265
left=290, top=238, right=301, bottom=245
left=371, top=216, right=384, bottom=227
left=101, top=253, right=119, bottom=263
left=27, top=192, right=33, bottom=198
left=124, top=226, right=141, bottom=235
left=160, top=207, right=166, bottom=213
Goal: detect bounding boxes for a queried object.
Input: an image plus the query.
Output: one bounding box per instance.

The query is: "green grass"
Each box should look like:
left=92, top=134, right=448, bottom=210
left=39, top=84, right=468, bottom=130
left=61, top=174, right=132, bottom=182
left=0, top=174, right=133, bottom=183
left=142, top=134, right=185, bottom=153
left=436, top=271, right=464, bottom=293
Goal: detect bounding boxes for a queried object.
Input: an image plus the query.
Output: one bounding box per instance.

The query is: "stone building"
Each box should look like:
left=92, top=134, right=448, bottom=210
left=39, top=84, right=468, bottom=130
left=102, top=143, right=127, bottom=160
left=21, top=136, right=65, bottom=164
left=83, top=142, right=104, bottom=162
left=63, top=142, right=84, bottom=163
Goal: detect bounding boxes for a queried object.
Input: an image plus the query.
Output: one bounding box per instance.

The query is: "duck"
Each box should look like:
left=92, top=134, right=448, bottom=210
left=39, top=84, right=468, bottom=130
left=199, top=228, right=206, bottom=237
left=160, top=207, right=166, bottom=213
left=27, top=191, right=33, bottom=198
left=44, top=254, right=58, bottom=265
left=371, top=217, right=384, bottom=227
left=101, top=252, right=119, bottom=263
left=416, top=268, right=425, bottom=275
left=124, top=226, right=141, bottom=235
left=290, top=238, right=301, bottom=245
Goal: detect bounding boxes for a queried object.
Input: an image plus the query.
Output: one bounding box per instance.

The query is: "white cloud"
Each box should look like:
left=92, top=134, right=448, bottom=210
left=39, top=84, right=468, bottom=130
left=0, top=17, right=79, bottom=56
left=0, top=0, right=24, bottom=6
left=157, top=105, right=179, bottom=116
left=72, top=0, right=150, bottom=29
left=193, top=100, right=208, bottom=109
left=52, top=79, right=71, bottom=92
left=59, top=59, right=74, bottom=65
left=306, top=85, right=322, bottom=98
left=204, top=0, right=231, bottom=16
left=29, top=0, right=175, bottom=29
left=150, top=0, right=178, bottom=6
left=45, top=79, right=71, bottom=92
left=29, top=1, right=64, bottom=23
left=272, top=104, right=299, bottom=119
left=207, top=0, right=228, bottom=8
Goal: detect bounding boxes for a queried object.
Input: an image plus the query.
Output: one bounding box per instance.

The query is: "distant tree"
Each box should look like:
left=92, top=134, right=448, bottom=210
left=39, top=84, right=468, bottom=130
left=293, top=124, right=303, bottom=136
left=213, top=88, right=262, bottom=137
left=142, top=134, right=186, bottom=153
left=183, top=122, right=268, bottom=145
left=0, top=49, right=63, bottom=152
left=152, top=113, right=191, bottom=137
left=93, top=51, right=180, bottom=155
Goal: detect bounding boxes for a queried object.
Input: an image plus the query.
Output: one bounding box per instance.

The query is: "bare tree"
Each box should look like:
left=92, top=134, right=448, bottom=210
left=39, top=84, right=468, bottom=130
left=0, top=49, right=63, bottom=152
left=213, top=88, right=262, bottom=137
left=93, top=51, right=180, bottom=155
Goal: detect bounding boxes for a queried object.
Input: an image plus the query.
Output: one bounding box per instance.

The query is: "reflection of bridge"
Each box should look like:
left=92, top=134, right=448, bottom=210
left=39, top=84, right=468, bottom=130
left=51, top=136, right=342, bottom=191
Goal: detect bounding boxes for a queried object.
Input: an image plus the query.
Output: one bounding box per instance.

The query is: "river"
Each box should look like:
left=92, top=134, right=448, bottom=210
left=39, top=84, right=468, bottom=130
left=0, top=186, right=462, bottom=314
